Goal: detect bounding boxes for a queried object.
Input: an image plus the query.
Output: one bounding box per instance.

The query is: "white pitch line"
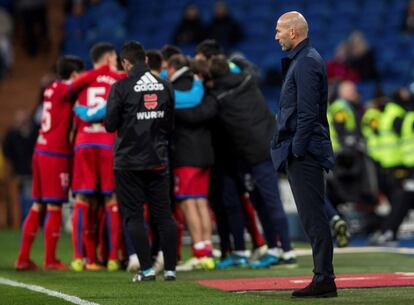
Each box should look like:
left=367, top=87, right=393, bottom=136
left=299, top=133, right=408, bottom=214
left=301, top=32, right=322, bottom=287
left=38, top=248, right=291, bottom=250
left=0, top=277, right=100, bottom=305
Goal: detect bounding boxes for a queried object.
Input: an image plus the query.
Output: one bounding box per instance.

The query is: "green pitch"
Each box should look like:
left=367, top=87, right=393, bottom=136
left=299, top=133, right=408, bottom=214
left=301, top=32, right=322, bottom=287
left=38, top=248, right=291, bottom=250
left=0, top=229, right=413, bottom=305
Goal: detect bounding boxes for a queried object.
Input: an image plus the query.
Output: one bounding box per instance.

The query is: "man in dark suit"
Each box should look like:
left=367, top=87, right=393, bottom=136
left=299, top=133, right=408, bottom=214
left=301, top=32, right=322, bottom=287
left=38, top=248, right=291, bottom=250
left=271, top=11, right=337, bottom=298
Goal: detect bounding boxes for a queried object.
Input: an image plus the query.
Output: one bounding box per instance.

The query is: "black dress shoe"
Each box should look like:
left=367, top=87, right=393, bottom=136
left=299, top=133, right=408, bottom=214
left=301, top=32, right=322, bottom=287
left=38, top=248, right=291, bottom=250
left=292, top=280, right=337, bottom=298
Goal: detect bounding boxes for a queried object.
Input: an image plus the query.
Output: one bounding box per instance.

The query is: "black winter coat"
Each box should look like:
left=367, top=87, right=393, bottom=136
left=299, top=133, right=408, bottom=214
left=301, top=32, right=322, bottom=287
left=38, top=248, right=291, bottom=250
left=178, top=72, right=275, bottom=166
left=212, top=72, right=275, bottom=166
left=172, top=69, right=214, bottom=168
left=105, top=64, right=174, bottom=171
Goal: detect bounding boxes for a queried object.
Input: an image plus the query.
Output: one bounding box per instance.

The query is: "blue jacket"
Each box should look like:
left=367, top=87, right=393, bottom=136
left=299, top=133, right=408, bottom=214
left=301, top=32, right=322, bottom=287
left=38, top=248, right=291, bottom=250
left=271, top=38, right=334, bottom=171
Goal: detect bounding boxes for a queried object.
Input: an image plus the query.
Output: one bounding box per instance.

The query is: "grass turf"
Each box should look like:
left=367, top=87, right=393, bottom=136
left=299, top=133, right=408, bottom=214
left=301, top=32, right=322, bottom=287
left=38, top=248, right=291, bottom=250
left=0, top=229, right=413, bottom=305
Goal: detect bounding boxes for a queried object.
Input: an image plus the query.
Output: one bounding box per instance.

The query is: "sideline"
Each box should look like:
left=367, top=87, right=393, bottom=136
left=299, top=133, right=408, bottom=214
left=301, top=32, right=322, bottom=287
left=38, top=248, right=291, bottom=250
left=0, top=277, right=100, bottom=305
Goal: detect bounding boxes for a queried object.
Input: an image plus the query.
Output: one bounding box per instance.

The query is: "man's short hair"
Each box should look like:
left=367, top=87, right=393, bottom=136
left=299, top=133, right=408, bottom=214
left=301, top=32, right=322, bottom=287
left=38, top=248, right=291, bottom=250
left=167, top=54, right=189, bottom=71
left=90, top=42, right=115, bottom=64
left=120, top=41, right=146, bottom=66
left=190, top=59, right=211, bottom=81
left=196, top=39, right=223, bottom=59
left=209, top=55, right=230, bottom=79
left=57, top=55, right=84, bottom=80
left=160, top=44, right=182, bottom=61
left=146, top=49, right=163, bottom=72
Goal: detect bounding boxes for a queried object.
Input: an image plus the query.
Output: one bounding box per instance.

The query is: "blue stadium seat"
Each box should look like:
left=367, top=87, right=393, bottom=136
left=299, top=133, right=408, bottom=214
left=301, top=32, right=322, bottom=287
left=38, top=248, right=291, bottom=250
left=126, top=31, right=152, bottom=48
left=358, top=81, right=377, bottom=103
left=383, top=81, right=405, bottom=96
left=362, top=0, right=387, bottom=12
left=335, top=0, right=359, bottom=14
left=61, top=0, right=413, bottom=87
left=179, top=45, right=197, bottom=57
left=245, top=22, right=270, bottom=40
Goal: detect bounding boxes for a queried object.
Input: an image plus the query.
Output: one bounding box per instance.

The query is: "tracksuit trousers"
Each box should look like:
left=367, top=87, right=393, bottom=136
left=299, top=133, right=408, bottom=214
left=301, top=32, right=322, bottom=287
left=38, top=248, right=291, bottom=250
left=115, top=169, right=177, bottom=271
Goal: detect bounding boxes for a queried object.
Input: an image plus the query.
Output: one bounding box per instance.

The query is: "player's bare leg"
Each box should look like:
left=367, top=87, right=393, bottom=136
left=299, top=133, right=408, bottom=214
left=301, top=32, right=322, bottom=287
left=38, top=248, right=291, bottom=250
left=195, top=198, right=215, bottom=269
left=178, top=198, right=211, bottom=270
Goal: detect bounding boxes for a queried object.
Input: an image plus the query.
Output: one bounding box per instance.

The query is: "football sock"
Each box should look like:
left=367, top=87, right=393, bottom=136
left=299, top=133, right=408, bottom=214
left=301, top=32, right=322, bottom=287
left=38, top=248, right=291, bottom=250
left=97, top=206, right=107, bottom=262
left=106, top=203, right=121, bottom=260
left=242, top=195, right=265, bottom=248
left=193, top=241, right=206, bottom=258
left=71, top=202, right=89, bottom=260
left=44, top=208, right=62, bottom=264
left=85, top=204, right=97, bottom=264
left=204, top=240, right=213, bottom=257
left=17, top=208, right=40, bottom=262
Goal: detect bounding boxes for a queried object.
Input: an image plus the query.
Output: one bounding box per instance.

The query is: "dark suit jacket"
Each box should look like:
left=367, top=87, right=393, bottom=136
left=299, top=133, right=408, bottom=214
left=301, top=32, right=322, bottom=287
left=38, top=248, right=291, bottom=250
left=271, top=38, right=335, bottom=172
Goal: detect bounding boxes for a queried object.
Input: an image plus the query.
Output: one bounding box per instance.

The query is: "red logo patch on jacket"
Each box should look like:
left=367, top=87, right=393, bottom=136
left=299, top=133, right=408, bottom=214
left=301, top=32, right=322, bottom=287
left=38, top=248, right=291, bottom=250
left=144, top=94, right=158, bottom=110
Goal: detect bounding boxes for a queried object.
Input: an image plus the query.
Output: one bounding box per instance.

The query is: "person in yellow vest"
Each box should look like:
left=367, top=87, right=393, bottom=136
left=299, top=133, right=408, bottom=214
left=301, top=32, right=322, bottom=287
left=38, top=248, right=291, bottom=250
left=326, top=81, right=367, bottom=246
left=369, top=87, right=414, bottom=245
left=361, top=94, right=388, bottom=204
left=328, top=80, right=361, bottom=154
left=328, top=81, right=387, bottom=241
left=375, top=88, right=408, bottom=202
left=361, top=96, right=385, bottom=164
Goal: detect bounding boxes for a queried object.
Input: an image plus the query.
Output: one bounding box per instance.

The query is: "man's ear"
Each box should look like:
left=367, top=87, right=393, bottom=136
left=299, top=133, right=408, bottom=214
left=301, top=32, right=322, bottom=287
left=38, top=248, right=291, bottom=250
left=122, top=61, right=129, bottom=72
left=290, top=28, right=297, bottom=39
left=145, top=56, right=149, bottom=64
left=104, top=53, right=111, bottom=65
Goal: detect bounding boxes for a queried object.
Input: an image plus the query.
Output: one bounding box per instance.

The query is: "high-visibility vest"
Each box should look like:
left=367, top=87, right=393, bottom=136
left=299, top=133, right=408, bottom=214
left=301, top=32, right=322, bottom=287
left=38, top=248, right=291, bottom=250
left=377, top=102, right=406, bottom=168
left=361, top=108, right=382, bottom=161
left=327, top=99, right=357, bottom=153
left=401, top=112, right=414, bottom=167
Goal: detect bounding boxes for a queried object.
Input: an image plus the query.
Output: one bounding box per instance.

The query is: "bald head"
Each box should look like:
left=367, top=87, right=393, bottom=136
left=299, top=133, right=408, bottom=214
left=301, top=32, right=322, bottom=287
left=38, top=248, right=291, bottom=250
left=338, top=80, right=359, bottom=104
left=279, top=12, right=308, bottom=36
left=275, top=11, right=309, bottom=51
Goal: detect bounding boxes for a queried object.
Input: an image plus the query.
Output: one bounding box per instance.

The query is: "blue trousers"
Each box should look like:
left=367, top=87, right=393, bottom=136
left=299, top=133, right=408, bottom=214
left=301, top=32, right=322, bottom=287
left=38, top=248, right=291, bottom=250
left=221, top=159, right=292, bottom=252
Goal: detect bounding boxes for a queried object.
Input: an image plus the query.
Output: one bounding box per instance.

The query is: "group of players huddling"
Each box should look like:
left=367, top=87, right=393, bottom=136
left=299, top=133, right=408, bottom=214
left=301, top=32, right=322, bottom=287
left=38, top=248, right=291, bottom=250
left=15, top=39, right=317, bottom=276
left=16, top=43, right=126, bottom=271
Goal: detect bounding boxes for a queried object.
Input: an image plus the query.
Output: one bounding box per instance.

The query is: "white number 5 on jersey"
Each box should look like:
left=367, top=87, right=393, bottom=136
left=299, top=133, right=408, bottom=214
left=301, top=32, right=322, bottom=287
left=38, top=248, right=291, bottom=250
left=41, top=101, right=52, bottom=132
left=87, top=87, right=106, bottom=108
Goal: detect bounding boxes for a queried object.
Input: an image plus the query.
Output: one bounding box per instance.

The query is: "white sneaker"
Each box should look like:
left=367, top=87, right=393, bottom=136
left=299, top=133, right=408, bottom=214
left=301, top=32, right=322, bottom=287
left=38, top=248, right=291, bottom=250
left=132, top=269, right=155, bottom=282
left=153, top=251, right=164, bottom=274
left=249, top=244, right=268, bottom=262
left=126, top=254, right=140, bottom=273
left=212, top=248, right=222, bottom=259
left=371, top=230, right=398, bottom=247
left=164, top=270, right=176, bottom=281
left=176, top=257, right=200, bottom=272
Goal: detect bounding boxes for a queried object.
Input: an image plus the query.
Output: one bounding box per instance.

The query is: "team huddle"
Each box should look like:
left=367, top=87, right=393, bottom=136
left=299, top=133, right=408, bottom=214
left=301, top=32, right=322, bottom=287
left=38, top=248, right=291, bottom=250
left=16, top=43, right=126, bottom=272
left=15, top=39, right=300, bottom=281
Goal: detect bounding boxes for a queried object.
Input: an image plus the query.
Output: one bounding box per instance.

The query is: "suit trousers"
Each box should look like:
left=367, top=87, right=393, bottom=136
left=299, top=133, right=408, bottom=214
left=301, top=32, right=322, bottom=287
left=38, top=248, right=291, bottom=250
left=115, top=169, right=177, bottom=271
left=287, top=153, right=335, bottom=282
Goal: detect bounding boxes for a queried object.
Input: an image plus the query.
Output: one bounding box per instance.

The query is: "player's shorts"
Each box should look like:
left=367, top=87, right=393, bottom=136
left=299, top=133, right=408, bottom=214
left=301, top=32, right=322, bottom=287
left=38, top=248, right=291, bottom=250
left=174, top=166, right=211, bottom=200
left=72, top=146, right=114, bottom=195
left=32, top=152, right=71, bottom=203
